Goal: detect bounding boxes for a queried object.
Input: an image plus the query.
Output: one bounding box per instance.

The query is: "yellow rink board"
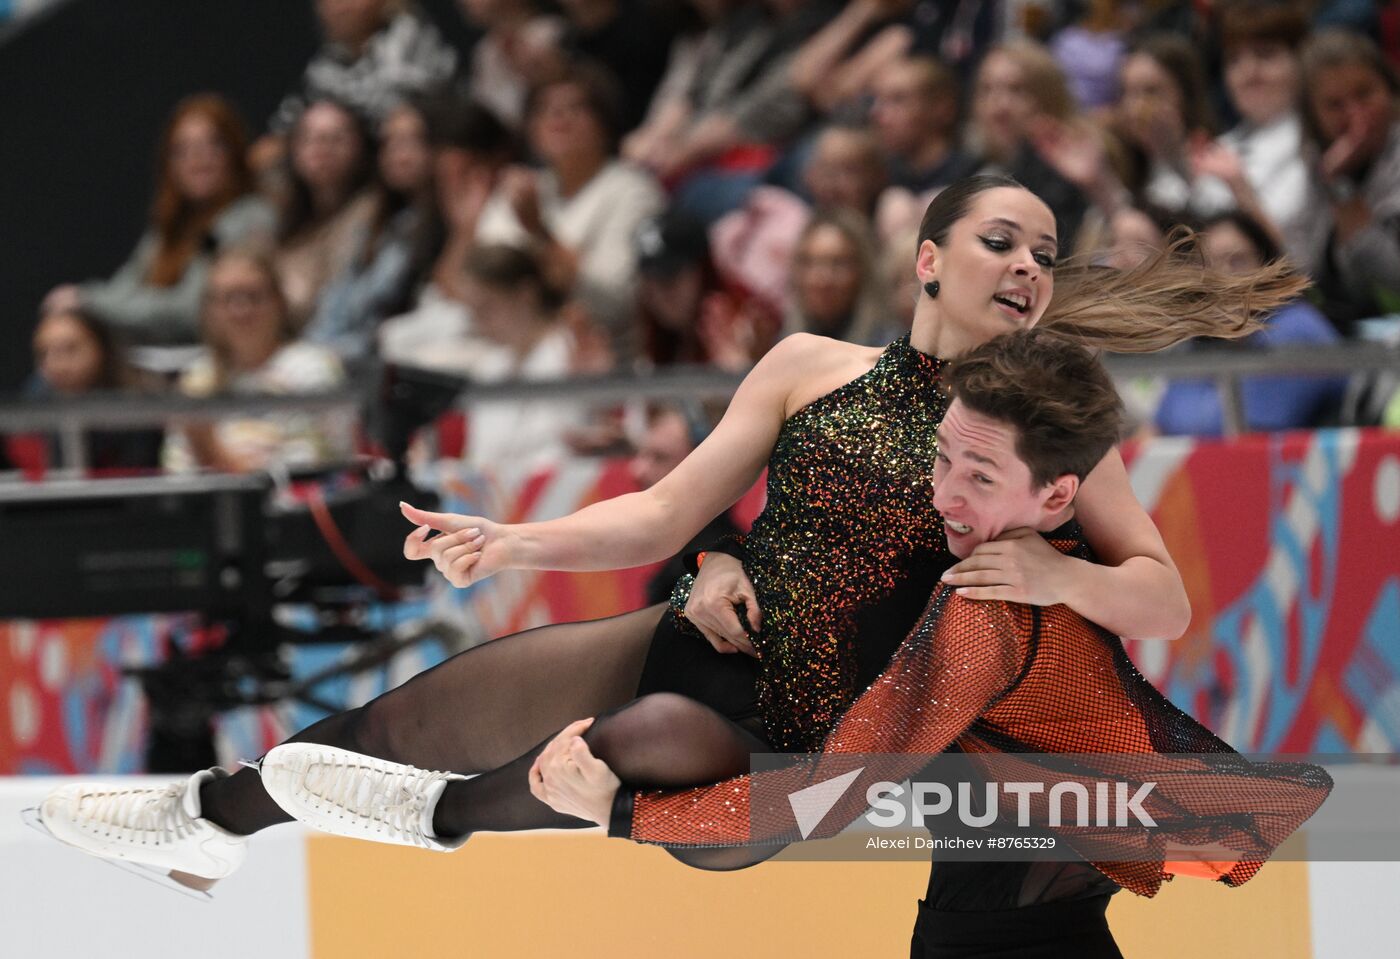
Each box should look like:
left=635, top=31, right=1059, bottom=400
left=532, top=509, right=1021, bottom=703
left=307, top=833, right=1313, bottom=958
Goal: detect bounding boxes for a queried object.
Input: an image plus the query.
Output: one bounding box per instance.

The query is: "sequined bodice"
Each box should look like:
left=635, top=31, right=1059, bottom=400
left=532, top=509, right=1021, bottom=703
left=745, top=336, right=949, bottom=750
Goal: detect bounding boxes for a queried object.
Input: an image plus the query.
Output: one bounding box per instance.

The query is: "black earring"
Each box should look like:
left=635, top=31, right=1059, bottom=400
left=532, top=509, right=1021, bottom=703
left=924, top=280, right=940, bottom=299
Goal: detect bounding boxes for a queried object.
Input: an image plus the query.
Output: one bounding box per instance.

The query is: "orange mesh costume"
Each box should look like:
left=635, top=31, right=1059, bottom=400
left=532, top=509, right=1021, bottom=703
left=611, top=524, right=1332, bottom=898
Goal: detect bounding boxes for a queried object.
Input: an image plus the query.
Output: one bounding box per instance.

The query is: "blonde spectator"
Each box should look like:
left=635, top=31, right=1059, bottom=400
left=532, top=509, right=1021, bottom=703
left=273, top=99, right=379, bottom=324
left=165, top=251, right=350, bottom=474
left=785, top=210, right=891, bottom=344
left=42, top=95, right=273, bottom=346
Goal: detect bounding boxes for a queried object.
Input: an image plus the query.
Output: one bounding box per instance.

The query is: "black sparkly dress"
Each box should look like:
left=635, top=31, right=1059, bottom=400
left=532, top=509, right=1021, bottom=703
left=636, top=335, right=952, bottom=751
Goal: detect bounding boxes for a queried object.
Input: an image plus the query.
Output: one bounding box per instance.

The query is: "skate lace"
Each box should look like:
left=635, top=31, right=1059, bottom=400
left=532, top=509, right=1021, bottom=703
left=78, top=784, right=196, bottom=845
left=309, top=757, right=443, bottom=848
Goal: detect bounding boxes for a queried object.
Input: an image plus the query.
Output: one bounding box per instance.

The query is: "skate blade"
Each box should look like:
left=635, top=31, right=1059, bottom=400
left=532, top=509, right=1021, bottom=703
left=20, top=806, right=216, bottom=902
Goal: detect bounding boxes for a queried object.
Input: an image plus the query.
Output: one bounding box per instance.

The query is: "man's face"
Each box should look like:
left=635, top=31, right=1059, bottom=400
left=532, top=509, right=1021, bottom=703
left=931, top=399, right=1070, bottom=558
left=629, top=412, right=694, bottom=489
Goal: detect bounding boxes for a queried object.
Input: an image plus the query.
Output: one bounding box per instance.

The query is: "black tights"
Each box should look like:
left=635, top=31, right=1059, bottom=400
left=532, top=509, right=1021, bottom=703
left=198, top=604, right=778, bottom=870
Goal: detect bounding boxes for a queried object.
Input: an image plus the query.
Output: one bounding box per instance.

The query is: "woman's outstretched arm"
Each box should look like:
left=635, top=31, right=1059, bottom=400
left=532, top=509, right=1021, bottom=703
left=403, top=335, right=838, bottom=587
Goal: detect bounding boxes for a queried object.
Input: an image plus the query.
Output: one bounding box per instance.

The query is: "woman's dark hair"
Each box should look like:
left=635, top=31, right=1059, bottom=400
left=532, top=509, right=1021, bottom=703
left=464, top=243, right=564, bottom=313
left=277, top=97, right=375, bottom=243
left=917, top=173, right=1026, bottom=249
left=1127, top=32, right=1216, bottom=135
left=424, top=92, right=517, bottom=159
left=1218, top=0, right=1309, bottom=56
left=524, top=60, right=626, bottom=155
left=40, top=307, right=131, bottom=391
left=148, top=93, right=254, bottom=287
left=1203, top=210, right=1281, bottom=264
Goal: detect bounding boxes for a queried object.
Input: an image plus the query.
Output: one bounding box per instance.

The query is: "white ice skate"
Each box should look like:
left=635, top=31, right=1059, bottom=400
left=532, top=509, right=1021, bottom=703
left=24, top=769, right=247, bottom=900
left=257, top=743, right=467, bottom=851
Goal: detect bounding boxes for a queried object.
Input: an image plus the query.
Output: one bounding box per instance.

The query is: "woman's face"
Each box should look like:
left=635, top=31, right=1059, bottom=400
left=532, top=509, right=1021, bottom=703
left=638, top=266, right=704, bottom=332
left=528, top=83, right=607, bottom=167
left=803, top=131, right=884, bottom=214
left=204, top=258, right=285, bottom=362
left=34, top=313, right=105, bottom=395
left=1103, top=207, right=1164, bottom=270
left=170, top=114, right=232, bottom=204
left=923, top=187, right=1057, bottom=343
left=379, top=105, right=432, bottom=195
left=464, top=277, right=538, bottom=346
left=293, top=102, right=364, bottom=195
left=1310, top=61, right=1394, bottom=158
left=1120, top=52, right=1187, bottom=147
left=1202, top=221, right=1263, bottom=276
left=973, top=52, right=1035, bottom=159
left=1225, top=41, right=1299, bottom=126
left=793, top=224, right=864, bottom=333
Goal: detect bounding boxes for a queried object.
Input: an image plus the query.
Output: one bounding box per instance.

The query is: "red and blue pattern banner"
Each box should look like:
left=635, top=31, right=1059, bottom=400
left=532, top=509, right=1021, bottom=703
left=2, top=429, right=1397, bottom=775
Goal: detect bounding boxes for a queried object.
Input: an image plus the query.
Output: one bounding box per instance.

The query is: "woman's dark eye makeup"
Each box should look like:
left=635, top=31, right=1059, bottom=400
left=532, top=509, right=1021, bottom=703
left=981, top=234, right=1056, bottom=269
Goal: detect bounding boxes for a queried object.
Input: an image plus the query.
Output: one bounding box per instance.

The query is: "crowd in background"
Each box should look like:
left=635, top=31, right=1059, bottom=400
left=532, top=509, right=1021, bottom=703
left=17, top=0, right=1400, bottom=480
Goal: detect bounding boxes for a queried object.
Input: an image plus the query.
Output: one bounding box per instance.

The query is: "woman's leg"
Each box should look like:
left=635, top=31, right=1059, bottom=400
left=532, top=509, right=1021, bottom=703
left=198, top=604, right=668, bottom=836
left=430, top=691, right=783, bottom=871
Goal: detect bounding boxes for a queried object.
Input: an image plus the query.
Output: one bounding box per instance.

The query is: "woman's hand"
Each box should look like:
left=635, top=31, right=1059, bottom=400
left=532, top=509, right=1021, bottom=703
left=529, top=718, right=620, bottom=827
left=400, top=501, right=516, bottom=588
left=502, top=166, right=547, bottom=238
left=42, top=284, right=82, bottom=316
left=939, top=527, right=1073, bottom=605
left=684, top=553, right=762, bottom=657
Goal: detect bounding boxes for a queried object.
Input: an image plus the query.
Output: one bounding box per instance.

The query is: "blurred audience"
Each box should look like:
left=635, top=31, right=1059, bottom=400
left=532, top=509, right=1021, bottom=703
left=304, top=98, right=438, bottom=365
left=628, top=403, right=740, bottom=604
left=1298, top=27, right=1400, bottom=331
left=43, top=95, right=273, bottom=346
left=475, top=65, right=665, bottom=356
left=273, top=98, right=379, bottom=324
left=785, top=209, right=891, bottom=344
left=452, top=0, right=563, bottom=131
left=28, top=309, right=163, bottom=472
left=1154, top=211, right=1349, bottom=436
left=164, top=251, right=351, bottom=474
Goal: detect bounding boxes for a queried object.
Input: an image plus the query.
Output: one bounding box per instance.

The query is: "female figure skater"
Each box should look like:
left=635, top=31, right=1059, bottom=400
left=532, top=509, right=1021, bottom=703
left=37, top=177, right=1302, bottom=889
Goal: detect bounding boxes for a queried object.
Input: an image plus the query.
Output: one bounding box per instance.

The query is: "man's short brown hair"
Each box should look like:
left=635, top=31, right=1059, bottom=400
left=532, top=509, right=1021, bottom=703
left=945, top=330, right=1124, bottom=487
left=1219, top=1, right=1309, bottom=56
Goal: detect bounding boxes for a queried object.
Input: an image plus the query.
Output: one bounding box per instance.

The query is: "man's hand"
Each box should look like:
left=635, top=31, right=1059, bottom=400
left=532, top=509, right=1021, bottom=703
left=940, top=528, right=1074, bottom=605
left=529, top=718, right=621, bottom=827
left=683, top=553, right=762, bottom=657
left=400, top=501, right=515, bottom=588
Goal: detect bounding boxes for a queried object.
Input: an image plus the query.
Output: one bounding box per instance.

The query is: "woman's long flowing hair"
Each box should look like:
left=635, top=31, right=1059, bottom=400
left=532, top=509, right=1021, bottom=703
left=148, top=94, right=254, bottom=288
left=919, top=176, right=1309, bottom=354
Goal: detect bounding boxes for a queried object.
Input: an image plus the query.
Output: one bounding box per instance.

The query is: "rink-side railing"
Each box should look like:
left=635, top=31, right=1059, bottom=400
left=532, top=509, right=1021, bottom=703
left=1, top=342, right=1397, bottom=472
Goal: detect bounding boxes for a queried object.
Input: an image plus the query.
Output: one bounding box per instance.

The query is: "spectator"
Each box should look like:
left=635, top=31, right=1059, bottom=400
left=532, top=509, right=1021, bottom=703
left=452, top=244, right=591, bottom=474
left=273, top=98, right=379, bottom=324
left=1116, top=32, right=1217, bottom=214
left=633, top=210, right=779, bottom=371
left=452, top=0, right=563, bottom=131
left=707, top=124, right=885, bottom=314
left=785, top=209, right=891, bottom=344
left=304, top=98, right=437, bottom=365
left=869, top=55, right=978, bottom=242
left=164, top=251, right=351, bottom=474
left=870, top=56, right=976, bottom=195
left=378, top=96, right=518, bottom=363
left=475, top=65, right=665, bottom=355
left=27, top=309, right=163, bottom=473
left=1189, top=1, right=1313, bottom=262
left=1298, top=28, right=1400, bottom=331
left=1049, top=0, right=1129, bottom=112
left=968, top=39, right=1100, bottom=245
left=268, top=0, right=456, bottom=135
left=42, top=95, right=273, bottom=346
left=629, top=403, right=741, bottom=605
left=1154, top=212, right=1348, bottom=436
